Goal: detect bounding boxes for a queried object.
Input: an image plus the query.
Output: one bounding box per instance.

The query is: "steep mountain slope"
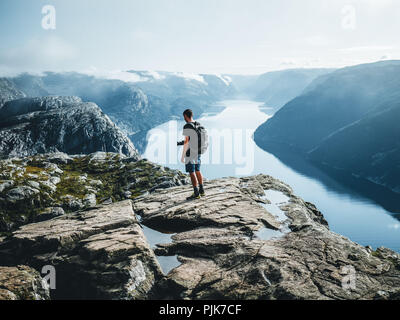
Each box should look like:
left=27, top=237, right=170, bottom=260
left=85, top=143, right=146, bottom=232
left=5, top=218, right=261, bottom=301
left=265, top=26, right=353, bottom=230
left=232, top=68, right=333, bottom=110
left=254, top=69, right=334, bottom=110
left=309, top=99, right=400, bottom=193
left=225, top=74, right=259, bottom=98
left=0, top=78, right=26, bottom=108
left=9, top=72, right=237, bottom=152
left=254, top=60, right=400, bottom=194
left=0, top=96, right=139, bottom=158
left=10, top=73, right=158, bottom=151
left=127, top=71, right=236, bottom=115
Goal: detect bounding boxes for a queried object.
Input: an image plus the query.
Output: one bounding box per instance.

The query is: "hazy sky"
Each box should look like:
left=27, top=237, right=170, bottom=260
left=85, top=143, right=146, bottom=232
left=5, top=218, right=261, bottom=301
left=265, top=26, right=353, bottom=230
left=0, top=0, right=399, bottom=75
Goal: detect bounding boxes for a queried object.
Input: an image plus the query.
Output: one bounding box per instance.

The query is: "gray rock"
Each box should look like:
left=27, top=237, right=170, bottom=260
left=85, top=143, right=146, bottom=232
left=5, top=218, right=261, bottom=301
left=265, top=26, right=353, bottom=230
left=0, top=78, right=26, bottom=109
left=0, top=201, right=162, bottom=299
left=49, top=176, right=61, bottom=185
left=6, top=186, right=39, bottom=201
left=37, top=207, right=65, bottom=222
left=0, top=180, right=14, bottom=193
left=133, top=174, right=400, bottom=300
left=40, top=180, right=57, bottom=193
left=101, top=198, right=113, bottom=205
left=61, top=195, right=84, bottom=211
left=150, top=181, right=176, bottom=191
left=43, top=163, right=63, bottom=175
left=1, top=174, right=399, bottom=300
left=0, top=265, right=50, bottom=300
left=83, top=193, right=97, bottom=208
left=123, top=191, right=132, bottom=199
left=45, top=152, right=73, bottom=165
left=26, top=180, right=40, bottom=189
left=0, top=96, right=140, bottom=159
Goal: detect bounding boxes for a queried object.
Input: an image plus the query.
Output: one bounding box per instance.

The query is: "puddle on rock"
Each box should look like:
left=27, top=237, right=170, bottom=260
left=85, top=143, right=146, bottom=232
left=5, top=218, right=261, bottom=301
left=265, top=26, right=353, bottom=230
left=156, top=255, right=181, bottom=275
left=137, top=216, right=181, bottom=275
left=140, top=224, right=174, bottom=249
left=259, top=189, right=290, bottom=222
left=256, top=189, right=291, bottom=240
left=255, top=227, right=285, bottom=240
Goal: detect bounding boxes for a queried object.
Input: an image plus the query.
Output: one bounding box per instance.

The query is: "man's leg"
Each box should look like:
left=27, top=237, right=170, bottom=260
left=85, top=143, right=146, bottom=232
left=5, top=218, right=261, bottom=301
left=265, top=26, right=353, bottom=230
left=195, top=171, right=203, bottom=185
left=186, top=163, right=200, bottom=200
left=195, top=170, right=205, bottom=196
left=190, top=172, right=198, bottom=187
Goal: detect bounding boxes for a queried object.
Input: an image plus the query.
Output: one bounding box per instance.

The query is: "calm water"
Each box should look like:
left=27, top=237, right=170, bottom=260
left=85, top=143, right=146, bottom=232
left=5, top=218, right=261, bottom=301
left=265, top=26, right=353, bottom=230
left=144, top=100, right=400, bottom=252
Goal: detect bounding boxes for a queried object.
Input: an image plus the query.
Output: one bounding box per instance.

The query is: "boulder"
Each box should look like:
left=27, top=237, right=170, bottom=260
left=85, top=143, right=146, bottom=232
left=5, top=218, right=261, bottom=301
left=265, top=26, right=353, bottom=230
left=6, top=186, right=39, bottom=202
left=0, top=200, right=163, bottom=299
left=0, top=265, right=50, bottom=300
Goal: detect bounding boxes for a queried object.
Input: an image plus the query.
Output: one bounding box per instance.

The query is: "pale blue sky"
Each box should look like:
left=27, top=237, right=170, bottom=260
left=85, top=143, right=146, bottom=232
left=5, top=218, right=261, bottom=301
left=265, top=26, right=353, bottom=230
left=0, top=0, right=399, bottom=75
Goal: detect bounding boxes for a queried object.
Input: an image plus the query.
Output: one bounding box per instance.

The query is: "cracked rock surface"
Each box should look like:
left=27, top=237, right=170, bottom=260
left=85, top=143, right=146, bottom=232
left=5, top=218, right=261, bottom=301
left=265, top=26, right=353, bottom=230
left=0, top=174, right=399, bottom=300
left=134, top=175, right=400, bottom=300
left=0, top=200, right=163, bottom=299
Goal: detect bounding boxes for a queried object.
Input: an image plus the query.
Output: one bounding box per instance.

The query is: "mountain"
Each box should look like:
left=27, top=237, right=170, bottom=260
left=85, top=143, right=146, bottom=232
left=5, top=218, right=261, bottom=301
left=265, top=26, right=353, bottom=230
left=0, top=96, right=139, bottom=158
left=309, top=99, right=400, bottom=193
left=225, top=74, right=259, bottom=97
left=127, top=71, right=236, bottom=115
left=227, top=69, right=334, bottom=110
left=254, top=60, right=400, bottom=194
left=8, top=71, right=237, bottom=151
left=0, top=78, right=26, bottom=108
left=253, top=69, right=334, bottom=110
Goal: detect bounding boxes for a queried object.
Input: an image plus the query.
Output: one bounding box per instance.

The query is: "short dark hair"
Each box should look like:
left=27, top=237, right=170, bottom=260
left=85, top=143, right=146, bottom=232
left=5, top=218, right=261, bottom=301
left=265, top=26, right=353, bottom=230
left=183, top=109, right=193, bottom=118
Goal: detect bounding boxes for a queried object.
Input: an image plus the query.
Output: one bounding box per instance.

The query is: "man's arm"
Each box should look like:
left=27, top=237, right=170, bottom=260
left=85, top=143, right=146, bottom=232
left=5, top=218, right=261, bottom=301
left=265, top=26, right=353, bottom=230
left=181, top=136, right=189, bottom=163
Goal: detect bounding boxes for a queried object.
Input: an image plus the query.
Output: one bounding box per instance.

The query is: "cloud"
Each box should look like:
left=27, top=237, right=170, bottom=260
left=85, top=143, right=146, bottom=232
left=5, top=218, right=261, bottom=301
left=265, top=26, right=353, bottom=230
left=356, top=0, right=394, bottom=7
left=0, top=36, right=78, bottom=73
left=298, top=35, right=331, bottom=47
left=337, top=46, right=393, bottom=53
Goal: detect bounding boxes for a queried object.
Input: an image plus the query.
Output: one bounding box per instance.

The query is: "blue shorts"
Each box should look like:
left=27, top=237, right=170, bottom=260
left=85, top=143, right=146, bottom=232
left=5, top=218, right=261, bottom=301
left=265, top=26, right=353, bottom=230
left=185, top=156, right=201, bottom=173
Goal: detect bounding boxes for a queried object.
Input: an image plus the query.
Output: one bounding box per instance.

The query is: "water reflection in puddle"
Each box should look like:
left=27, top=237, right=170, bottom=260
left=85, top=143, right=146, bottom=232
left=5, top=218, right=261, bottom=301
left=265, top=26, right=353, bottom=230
left=255, top=227, right=284, bottom=240
left=140, top=224, right=174, bottom=249
left=156, top=255, right=181, bottom=275
left=260, top=189, right=290, bottom=222
left=256, top=189, right=290, bottom=240
left=138, top=220, right=181, bottom=275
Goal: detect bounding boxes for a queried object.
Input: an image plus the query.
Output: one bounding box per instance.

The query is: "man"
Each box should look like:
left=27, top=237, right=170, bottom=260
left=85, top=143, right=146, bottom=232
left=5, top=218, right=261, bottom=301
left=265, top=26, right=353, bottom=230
left=181, top=109, right=205, bottom=200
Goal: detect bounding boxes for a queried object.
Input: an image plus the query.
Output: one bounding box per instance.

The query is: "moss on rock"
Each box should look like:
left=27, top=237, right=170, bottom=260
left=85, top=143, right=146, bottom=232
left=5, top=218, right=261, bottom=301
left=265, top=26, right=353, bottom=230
left=0, top=152, right=188, bottom=232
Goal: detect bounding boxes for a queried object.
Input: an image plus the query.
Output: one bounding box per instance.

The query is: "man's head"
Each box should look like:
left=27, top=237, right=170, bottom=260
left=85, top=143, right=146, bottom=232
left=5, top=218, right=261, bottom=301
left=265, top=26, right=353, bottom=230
left=183, top=109, right=193, bottom=123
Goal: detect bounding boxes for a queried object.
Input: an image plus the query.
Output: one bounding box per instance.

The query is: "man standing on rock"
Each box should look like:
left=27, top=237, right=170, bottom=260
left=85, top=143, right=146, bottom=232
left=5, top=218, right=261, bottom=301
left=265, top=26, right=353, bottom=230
left=180, top=109, right=206, bottom=200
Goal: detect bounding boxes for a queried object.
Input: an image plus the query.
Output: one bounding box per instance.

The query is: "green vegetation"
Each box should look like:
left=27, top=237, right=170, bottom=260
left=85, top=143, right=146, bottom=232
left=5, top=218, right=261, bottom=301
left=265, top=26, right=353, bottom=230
left=0, top=153, right=187, bottom=232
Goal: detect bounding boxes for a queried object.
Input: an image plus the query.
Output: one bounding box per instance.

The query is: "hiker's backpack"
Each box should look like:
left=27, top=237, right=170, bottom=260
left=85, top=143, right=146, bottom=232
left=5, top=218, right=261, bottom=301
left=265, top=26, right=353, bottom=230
left=190, top=121, right=209, bottom=155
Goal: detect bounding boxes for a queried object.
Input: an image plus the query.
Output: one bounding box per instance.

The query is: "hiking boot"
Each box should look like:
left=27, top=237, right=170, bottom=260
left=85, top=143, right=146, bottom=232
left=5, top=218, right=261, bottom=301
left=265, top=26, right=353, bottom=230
left=199, top=185, right=205, bottom=197
left=186, top=192, right=201, bottom=200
